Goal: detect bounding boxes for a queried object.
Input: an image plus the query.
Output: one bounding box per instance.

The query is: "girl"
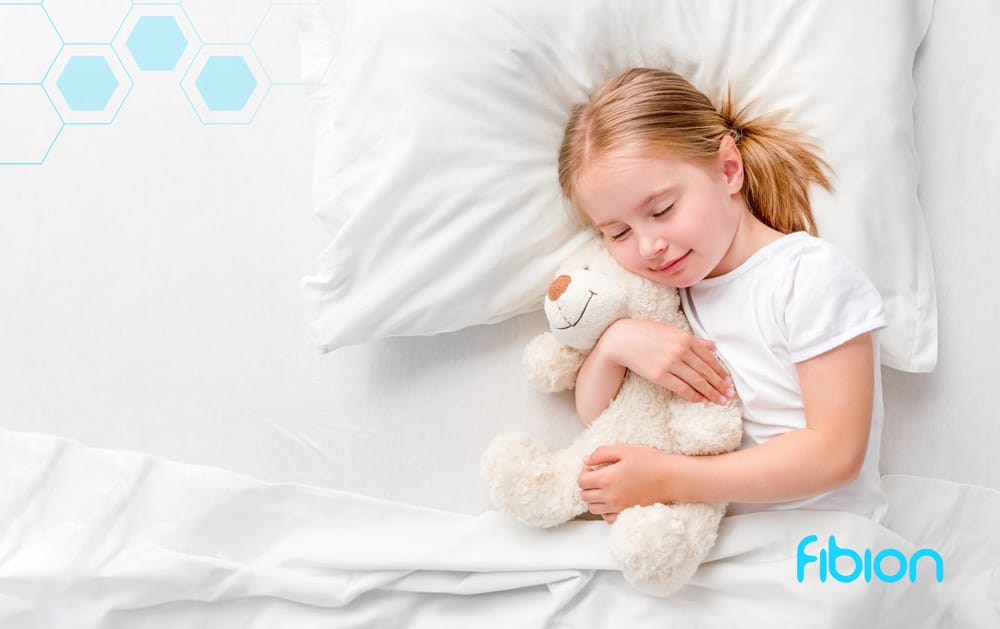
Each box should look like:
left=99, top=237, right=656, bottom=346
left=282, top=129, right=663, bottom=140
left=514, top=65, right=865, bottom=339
left=559, top=68, right=888, bottom=525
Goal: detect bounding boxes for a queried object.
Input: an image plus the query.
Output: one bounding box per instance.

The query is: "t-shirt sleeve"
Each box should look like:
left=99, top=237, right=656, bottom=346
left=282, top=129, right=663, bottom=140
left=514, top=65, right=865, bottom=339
left=779, top=242, right=888, bottom=364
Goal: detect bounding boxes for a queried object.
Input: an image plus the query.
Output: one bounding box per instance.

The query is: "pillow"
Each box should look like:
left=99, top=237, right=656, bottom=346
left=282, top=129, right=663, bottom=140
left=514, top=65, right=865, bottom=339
left=298, top=0, right=937, bottom=373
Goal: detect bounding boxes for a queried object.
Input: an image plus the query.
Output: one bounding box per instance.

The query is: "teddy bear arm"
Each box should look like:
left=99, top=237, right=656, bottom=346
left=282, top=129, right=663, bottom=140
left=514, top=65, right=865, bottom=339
left=523, top=332, right=588, bottom=393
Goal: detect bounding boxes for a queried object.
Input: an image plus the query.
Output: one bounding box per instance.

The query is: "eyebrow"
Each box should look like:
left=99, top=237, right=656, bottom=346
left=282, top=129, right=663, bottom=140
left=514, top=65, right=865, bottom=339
left=596, top=186, right=675, bottom=228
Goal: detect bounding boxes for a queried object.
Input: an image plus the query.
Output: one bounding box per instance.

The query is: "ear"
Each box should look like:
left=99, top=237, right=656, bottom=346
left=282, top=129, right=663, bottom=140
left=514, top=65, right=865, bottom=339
left=718, top=134, right=744, bottom=196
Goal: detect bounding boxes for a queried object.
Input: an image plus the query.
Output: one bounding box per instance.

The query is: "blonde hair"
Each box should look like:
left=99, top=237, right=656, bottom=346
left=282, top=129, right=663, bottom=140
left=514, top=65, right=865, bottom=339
left=558, top=67, right=832, bottom=236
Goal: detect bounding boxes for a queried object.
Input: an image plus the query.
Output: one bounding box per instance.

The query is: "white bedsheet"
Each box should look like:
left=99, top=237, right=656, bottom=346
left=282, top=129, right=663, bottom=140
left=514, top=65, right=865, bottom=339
left=1, top=429, right=995, bottom=628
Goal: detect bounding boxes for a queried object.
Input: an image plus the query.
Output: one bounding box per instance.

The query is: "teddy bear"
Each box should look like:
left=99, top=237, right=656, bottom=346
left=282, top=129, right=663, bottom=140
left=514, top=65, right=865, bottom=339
left=480, top=238, right=744, bottom=597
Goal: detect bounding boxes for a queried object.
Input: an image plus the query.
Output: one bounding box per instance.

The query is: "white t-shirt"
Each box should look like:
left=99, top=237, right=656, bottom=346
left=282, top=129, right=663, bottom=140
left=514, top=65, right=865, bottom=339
left=679, top=231, right=888, bottom=523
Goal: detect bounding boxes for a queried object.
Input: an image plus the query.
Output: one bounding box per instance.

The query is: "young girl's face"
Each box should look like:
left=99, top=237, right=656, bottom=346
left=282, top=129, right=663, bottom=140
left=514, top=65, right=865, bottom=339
left=576, top=140, right=746, bottom=288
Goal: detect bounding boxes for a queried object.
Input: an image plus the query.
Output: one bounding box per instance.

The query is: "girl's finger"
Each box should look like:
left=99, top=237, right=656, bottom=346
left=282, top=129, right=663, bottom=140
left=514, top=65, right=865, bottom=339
left=588, top=502, right=610, bottom=516
left=659, top=372, right=706, bottom=404
left=578, top=467, right=605, bottom=490
left=692, top=339, right=729, bottom=380
left=583, top=445, right=623, bottom=467
left=674, top=361, right=727, bottom=405
left=684, top=352, right=732, bottom=402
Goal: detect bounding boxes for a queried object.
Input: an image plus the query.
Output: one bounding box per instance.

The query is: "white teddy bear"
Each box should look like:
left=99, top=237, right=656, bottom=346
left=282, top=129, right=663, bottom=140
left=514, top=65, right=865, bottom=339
left=481, top=238, right=743, bottom=596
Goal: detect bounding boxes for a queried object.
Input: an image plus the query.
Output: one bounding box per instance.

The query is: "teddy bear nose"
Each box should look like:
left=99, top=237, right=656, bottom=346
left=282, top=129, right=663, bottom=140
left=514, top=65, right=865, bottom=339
left=548, top=275, right=572, bottom=301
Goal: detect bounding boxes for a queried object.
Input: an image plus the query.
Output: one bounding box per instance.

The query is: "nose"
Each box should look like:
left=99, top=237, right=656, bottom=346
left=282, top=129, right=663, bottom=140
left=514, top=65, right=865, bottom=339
left=548, top=274, right=571, bottom=301
left=637, top=230, right=668, bottom=260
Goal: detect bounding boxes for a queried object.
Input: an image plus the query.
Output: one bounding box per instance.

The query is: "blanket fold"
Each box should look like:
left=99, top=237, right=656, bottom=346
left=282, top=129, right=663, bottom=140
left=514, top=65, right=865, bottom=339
left=1, top=430, right=993, bottom=628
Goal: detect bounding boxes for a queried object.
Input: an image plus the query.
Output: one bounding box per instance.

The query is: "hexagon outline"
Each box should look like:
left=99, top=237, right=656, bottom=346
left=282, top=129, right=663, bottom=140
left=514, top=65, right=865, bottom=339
left=41, top=0, right=132, bottom=44
left=181, top=0, right=270, bottom=46
left=179, top=44, right=271, bottom=125
left=0, top=84, right=63, bottom=166
left=41, top=43, right=134, bottom=125
left=0, top=4, right=64, bottom=83
left=250, top=3, right=328, bottom=86
left=254, top=0, right=344, bottom=85
left=111, top=3, right=201, bottom=77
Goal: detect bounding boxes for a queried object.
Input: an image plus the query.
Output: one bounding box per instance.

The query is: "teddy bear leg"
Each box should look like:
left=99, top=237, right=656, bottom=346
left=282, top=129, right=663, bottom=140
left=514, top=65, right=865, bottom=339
left=608, top=502, right=726, bottom=597
left=480, top=433, right=588, bottom=528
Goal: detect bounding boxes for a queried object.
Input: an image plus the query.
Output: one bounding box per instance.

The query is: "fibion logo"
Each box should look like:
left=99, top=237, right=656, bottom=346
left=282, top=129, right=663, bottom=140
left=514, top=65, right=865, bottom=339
left=796, top=535, right=944, bottom=583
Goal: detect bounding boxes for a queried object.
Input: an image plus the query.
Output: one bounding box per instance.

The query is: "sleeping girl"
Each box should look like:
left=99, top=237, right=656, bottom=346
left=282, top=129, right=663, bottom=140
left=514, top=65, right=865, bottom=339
left=558, top=67, right=888, bottom=525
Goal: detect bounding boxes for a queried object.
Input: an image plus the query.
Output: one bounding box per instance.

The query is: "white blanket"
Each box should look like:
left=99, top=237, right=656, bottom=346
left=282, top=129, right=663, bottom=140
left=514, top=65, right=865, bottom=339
left=0, top=430, right=995, bottom=628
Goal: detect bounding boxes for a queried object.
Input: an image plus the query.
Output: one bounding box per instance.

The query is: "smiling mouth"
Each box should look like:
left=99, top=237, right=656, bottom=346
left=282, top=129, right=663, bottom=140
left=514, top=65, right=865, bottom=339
left=553, top=290, right=597, bottom=330
left=656, top=252, right=689, bottom=272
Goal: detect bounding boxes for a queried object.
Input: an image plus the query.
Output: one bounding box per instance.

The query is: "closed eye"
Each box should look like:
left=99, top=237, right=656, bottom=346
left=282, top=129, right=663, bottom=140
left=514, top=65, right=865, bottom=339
left=610, top=226, right=630, bottom=241
left=653, top=203, right=674, bottom=217
left=608, top=204, right=673, bottom=241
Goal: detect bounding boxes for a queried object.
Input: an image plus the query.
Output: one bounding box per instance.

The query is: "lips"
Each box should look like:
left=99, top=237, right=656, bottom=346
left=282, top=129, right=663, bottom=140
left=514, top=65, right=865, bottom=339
left=656, top=252, right=690, bottom=272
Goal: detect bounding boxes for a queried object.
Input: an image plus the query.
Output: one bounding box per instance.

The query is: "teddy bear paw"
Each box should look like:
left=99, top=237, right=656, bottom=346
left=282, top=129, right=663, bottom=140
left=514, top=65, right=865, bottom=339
left=609, top=502, right=724, bottom=597
left=481, top=433, right=585, bottom=527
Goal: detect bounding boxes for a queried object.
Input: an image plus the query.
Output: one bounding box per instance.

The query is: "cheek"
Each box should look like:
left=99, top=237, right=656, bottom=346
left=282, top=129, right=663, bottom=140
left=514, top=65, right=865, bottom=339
left=608, top=242, right=646, bottom=274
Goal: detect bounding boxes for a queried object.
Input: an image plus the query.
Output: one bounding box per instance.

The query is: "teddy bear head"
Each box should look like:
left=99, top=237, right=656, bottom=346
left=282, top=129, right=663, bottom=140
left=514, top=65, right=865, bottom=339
left=522, top=238, right=687, bottom=393
left=543, top=238, right=685, bottom=349
left=544, top=268, right=628, bottom=351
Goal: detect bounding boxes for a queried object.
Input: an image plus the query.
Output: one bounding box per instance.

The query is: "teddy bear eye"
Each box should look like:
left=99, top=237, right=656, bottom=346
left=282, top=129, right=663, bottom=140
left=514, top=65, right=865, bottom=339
left=583, top=266, right=590, bottom=270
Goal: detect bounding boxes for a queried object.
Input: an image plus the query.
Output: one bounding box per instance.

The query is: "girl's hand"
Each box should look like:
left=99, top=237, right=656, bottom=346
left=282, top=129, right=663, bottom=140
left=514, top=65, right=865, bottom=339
left=577, top=445, right=679, bottom=524
left=599, top=318, right=734, bottom=405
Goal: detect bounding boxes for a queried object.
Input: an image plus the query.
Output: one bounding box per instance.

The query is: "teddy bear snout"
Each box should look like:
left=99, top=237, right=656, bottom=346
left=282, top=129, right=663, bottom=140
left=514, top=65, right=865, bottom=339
left=548, top=275, right=572, bottom=302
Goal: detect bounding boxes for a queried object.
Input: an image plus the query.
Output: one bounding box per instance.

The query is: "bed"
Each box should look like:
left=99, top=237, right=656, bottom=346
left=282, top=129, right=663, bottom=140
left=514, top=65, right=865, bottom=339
left=1, top=0, right=997, bottom=627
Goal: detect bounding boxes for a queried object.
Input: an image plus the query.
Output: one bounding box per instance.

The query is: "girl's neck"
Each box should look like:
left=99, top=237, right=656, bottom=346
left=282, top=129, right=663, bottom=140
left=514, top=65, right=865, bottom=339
left=709, top=207, right=785, bottom=278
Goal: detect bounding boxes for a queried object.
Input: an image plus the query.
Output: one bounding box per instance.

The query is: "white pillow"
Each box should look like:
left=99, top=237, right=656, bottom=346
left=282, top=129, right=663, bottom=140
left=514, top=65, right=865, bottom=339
left=298, top=0, right=937, bottom=373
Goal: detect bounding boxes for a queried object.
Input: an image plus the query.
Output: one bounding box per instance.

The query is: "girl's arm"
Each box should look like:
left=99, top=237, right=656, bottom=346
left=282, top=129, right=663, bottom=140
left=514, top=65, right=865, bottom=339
left=574, top=335, right=627, bottom=427
left=578, top=332, right=874, bottom=516
left=575, top=318, right=734, bottom=427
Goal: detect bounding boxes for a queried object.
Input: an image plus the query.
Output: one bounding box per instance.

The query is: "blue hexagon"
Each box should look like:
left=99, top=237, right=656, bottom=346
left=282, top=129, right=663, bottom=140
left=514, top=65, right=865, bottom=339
left=56, top=56, right=120, bottom=111
left=194, top=55, right=258, bottom=111
left=126, top=15, right=188, bottom=71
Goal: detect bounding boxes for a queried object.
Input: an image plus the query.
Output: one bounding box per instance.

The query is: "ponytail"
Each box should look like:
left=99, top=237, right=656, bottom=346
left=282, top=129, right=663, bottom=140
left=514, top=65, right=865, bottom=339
left=719, top=86, right=832, bottom=236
